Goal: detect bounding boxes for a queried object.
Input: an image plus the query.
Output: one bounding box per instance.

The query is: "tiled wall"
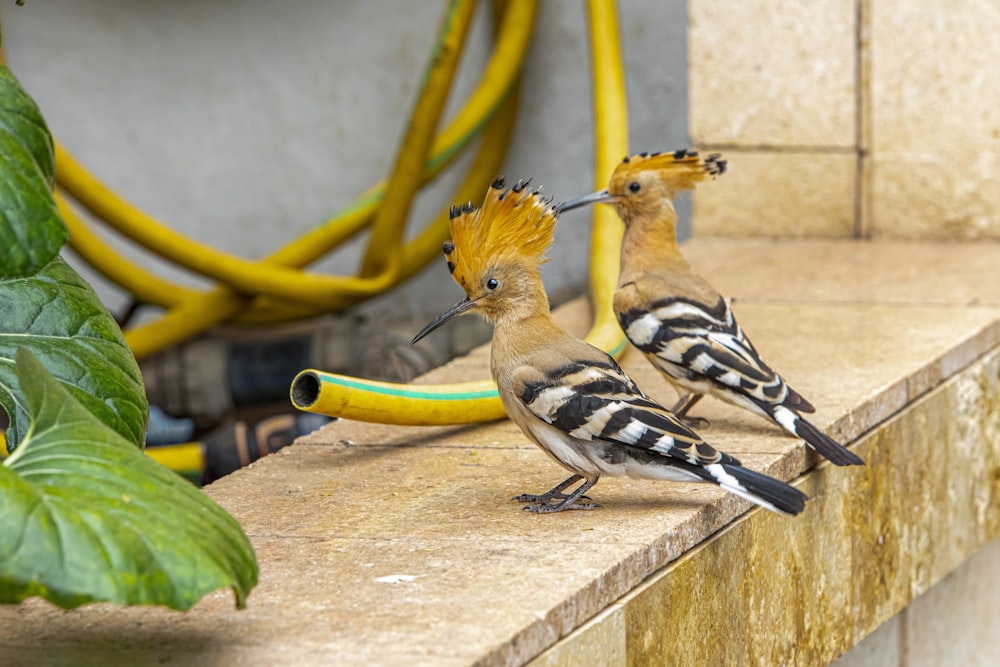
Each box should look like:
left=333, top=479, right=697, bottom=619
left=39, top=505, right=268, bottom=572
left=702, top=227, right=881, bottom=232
left=689, top=1, right=1000, bottom=239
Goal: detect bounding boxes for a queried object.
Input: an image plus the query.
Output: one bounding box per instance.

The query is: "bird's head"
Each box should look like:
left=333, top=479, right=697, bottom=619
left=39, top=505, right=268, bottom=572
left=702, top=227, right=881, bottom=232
left=560, top=149, right=726, bottom=224
left=412, top=177, right=558, bottom=343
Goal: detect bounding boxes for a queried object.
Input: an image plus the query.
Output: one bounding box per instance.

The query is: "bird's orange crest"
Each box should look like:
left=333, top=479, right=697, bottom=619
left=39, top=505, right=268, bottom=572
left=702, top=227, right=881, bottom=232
left=611, top=149, right=726, bottom=194
left=442, top=177, right=558, bottom=292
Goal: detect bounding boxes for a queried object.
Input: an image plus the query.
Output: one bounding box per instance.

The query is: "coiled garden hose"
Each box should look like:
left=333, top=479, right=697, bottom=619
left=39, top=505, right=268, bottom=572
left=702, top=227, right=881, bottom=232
left=122, top=61, right=524, bottom=358
left=290, top=0, right=630, bottom=426
left=50, top=0, right=538, bottom=359
left=59, top=0, right=477, bottom=306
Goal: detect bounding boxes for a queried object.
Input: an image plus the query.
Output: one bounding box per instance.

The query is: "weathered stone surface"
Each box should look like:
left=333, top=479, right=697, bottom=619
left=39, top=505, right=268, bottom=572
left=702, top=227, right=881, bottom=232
left=534, top=349, right=1000, bottom=666
left=690, top=1, right=998, bottom=240
left=904, top=538, right=1000, bottom=667
left=867, top=0, right=1000, bottom=239
left=527, top=603, right=627, bottom=667
left=689, top=0, right=856, bottom=147
left=832, top=615, right=901, bottom=667
left=837, top=539, right=1000, bottom=667
left=681, top=238, right=1000, bottom=308
left=692, top=151, right=856, bottom=238
left=1, top=240, right=998, bottom=666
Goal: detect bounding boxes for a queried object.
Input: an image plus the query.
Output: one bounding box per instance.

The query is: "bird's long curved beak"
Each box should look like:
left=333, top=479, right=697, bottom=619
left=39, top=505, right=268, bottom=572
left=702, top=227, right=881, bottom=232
left=411, top=296, right=479, bottom=344
left=558, top=189, right=616, bottom=213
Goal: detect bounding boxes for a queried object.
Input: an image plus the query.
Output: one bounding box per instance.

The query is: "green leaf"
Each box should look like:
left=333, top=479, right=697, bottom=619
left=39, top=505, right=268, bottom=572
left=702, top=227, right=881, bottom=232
left=0, top=257, right=149, bottom=451
left=1, top=349, right=258, bottom=609
left=0, top=65, right=54, bottom=187
left=0, top=65, right=66, bottom=278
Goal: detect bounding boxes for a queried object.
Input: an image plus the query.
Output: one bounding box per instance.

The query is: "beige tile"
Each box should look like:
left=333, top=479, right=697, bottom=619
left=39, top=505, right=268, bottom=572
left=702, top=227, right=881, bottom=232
left=618, top=350, right=1000, bottom=666
left=870, top=0, right=1000, bottom=154
left=831, top=616, right=900, bottom=667
left=689, top=0, right=857, bottom=147
left=691, top=151, right=857, bottom=238
left=680, top=238, right=1000, bottom=307
left=906, top=539, right=1000, bottom=667
left=527, top=604, right=627, bottom=667
left=868, top=154, right=1000, bottom=239
left=867, top=0, right=1000, bottom=238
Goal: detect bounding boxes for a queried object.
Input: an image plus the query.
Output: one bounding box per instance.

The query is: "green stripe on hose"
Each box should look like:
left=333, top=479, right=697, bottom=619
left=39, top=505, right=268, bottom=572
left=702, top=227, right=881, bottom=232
left=321, top=375, right=499, bottom=401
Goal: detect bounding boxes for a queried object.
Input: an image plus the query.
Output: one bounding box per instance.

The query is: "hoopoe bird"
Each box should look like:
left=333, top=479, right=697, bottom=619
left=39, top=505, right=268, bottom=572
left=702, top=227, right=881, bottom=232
left=411, top=177, right=807, bottom=515
left=559, top=150, right=864, bottom=467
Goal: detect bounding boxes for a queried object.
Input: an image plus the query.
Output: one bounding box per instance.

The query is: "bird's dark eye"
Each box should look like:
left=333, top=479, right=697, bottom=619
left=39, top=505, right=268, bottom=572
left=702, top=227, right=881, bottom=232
left=486, top=278, right=499, bottom=290
left=628, top=181, right=641, bottom=193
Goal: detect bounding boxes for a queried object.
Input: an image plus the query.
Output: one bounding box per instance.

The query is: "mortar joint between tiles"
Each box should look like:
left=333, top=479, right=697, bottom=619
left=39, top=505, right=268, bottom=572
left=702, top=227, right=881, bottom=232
left=693, top=144, right=856, bottom=155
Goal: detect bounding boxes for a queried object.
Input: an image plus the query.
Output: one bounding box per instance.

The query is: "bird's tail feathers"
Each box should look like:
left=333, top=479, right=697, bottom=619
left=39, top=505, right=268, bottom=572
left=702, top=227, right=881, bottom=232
left=782, top=386, right=816, bottom=413
left=701, top=462, right=807, bottom=515
left=773, top=405, right=864, bottom=466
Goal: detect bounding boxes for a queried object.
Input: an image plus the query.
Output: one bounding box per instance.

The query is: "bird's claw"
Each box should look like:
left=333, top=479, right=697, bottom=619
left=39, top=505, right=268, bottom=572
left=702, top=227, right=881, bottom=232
left=522, top=502, right=601, bottom=514
left=679, top=415, right=710, bottom=429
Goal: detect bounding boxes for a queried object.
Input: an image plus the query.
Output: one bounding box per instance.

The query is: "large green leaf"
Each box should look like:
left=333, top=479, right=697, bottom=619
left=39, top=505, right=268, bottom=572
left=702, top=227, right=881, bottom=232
left=0, top=65, right=54, bottom=188
left=0, top=257, right=148, bottom=451
left=0, top=349, right=258, bottom=609
left=0, top=65, right=65, bottom=278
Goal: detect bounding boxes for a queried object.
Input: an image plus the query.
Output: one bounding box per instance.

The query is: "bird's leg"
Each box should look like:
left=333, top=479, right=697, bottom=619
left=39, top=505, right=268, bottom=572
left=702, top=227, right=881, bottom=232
left=512, top=474, right=584, bottom=504
left=670, top=392, right=703, bottom=417
left=670, top=393, right=708, bottom=428
left=522, top=476, right=601, bottom=514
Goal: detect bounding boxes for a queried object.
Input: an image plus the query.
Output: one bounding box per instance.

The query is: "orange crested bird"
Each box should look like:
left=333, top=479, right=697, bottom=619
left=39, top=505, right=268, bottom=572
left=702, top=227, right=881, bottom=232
left=559, top=150, right=863, bottom=467
left=411, top=177, right=807, bottom=514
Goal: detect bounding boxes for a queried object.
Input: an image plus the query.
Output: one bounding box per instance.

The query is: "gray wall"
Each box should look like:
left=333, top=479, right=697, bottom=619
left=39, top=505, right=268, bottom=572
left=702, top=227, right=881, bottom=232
left=3, top=0, right=687, bottom=324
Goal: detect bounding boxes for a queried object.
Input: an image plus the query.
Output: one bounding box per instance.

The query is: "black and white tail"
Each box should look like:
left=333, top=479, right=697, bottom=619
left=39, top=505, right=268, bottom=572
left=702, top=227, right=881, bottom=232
left=691, top=461, right=806, bottom=515
left=772, top=405, right=863, bottom=467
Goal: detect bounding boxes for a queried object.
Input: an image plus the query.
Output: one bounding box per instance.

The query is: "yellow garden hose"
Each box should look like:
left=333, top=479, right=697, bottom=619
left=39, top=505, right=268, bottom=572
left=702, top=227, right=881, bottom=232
left=145, top=443, right=206, bottom=485
left=59, top=0, right=478, bottom=308
left=123, top=35, right=525, bottom=357
left=582, top=0, right=629, bottom=354
left=357, top=0, right=477, bottom=286
left=58, top=191, right=202, bottom=308
left=244, top=81, right=523, bottom=322
left=56, top=0, right=534, bottom=308
left=290, top=0, right=630, bottom=425
left=291, top=374, right=505, bottom=427
left=48, top=0, right=538, bottom=358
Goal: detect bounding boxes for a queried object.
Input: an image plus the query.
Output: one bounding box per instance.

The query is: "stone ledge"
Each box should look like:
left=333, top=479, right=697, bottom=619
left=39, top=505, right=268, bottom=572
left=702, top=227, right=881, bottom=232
left=1, top=239, right=998, bottom=666
left=531, top=347, right=1000, bottom=666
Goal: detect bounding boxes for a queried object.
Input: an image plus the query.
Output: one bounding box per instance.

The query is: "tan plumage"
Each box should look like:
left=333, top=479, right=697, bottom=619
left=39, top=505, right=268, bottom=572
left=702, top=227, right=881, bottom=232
left=412, top=176, right=808, bottom=514
left=560, top=151, right=864, bottom=467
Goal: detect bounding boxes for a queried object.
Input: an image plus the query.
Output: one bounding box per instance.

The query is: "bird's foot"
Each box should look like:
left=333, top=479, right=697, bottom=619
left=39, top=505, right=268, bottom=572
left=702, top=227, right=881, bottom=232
left=679, top=415, right=710, bottom=429
left=513, top=475, right=599, bottom=513
left=511, top=474, right=585, bottom=504
left=522, top=501, right=601, bottom=514
left=670, top=393, right=706, bottom=429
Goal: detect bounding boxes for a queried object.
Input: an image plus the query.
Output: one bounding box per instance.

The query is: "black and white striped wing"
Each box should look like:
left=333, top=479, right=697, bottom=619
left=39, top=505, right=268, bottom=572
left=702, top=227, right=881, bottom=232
left=515, top=358, right=735, bottom=468
left=619, top=296, right=814, bottom=412
left=512, top=356, right=808, bottom=514
left=621, top=295, right=861, bottom=467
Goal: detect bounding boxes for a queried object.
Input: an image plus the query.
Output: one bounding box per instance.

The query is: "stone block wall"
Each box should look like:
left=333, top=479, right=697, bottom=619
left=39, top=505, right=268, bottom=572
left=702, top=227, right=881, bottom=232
left=689, top=1, right=1000, bottom=239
